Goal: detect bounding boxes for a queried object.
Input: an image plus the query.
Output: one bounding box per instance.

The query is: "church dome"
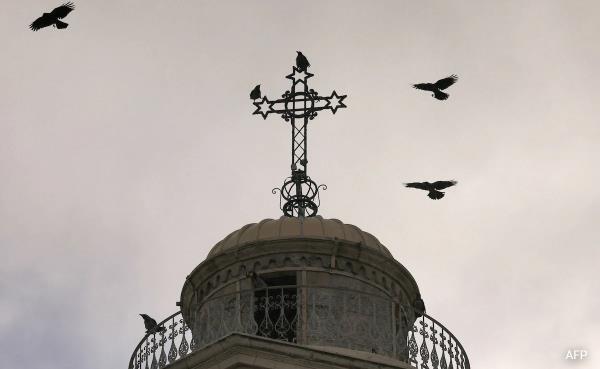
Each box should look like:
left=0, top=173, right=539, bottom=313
left=207, top=215, right=392, bottom=258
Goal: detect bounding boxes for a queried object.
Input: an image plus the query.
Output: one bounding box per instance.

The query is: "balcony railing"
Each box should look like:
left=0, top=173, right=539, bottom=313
left=129, top=286, right=469, bottom=369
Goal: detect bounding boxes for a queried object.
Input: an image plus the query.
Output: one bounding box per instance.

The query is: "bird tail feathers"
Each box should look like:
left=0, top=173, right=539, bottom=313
left=428, top=190, right=445, bottom=200
left=433, top=90, right=449, bottom=100
left=55, top=20, right=68, bottom=29
left=147, top=326, right=167, bottom=335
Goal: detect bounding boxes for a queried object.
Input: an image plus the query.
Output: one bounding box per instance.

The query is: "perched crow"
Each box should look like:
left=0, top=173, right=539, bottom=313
left=296, top=51, right=310, bottom=72
left=140, top=314, right=166, bottom=335
left=30, top=2, right=75, bottom=32
left=413, top=296, right=426, bottom=314
left=404, top=180, right=457, bottom=200
left=250, top=84, right=261, bottom=100
left=248, top=271, right=268, bottom=289
left=413, top=75, right=458, bottom=100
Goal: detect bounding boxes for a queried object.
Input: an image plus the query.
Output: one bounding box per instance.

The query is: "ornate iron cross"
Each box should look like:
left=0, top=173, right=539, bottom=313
left=252, top=62, right=347, bottom=217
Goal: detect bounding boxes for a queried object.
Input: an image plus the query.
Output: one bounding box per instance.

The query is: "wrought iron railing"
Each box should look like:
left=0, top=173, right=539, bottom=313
left=129, top=312, right=195, bottom=369
left=128, top=286, right=469, bottom=369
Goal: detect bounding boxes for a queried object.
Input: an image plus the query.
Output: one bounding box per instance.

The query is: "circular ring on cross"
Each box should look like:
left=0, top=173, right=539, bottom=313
left=284, top=91, right=315, bottom=119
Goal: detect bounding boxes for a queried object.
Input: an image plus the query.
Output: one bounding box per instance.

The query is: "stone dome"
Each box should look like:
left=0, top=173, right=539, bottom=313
left=207, top=216, right=392, bottom=258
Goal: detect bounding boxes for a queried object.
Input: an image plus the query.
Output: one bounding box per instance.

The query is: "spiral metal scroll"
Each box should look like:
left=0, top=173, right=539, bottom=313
left=272, top=170, right=327, bottom=217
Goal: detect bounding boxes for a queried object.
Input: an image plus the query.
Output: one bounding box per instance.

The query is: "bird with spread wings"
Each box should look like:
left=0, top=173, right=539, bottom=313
left=404, top=180, right=457, bottom=200
left=29, top=2, right=75, bottom=32
left=413, top=75, right=458, bottom=100
left=139, top=314, right=166, bottom=335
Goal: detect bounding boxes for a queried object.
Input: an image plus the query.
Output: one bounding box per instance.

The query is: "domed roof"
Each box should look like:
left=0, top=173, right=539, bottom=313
left=208, top=216, right=392, bottom=258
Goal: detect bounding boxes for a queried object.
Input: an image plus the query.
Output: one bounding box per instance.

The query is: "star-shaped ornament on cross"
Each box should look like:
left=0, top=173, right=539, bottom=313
left=325, top=91, right=346, bottom=114
left=253, top=97, right=273, bottom=119
left=252, top=66, right=347, bottom=122
left=286, top=67, right=314, bottom=84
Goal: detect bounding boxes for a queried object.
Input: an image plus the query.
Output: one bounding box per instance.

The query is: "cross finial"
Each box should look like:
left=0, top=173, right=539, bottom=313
left=252, top=54, right=347, bottom=217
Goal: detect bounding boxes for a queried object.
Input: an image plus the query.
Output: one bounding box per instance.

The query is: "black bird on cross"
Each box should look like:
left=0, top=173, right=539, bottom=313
left=296, top=51, right=310, bottom=72
left=250, top=85, right=261, bottom=100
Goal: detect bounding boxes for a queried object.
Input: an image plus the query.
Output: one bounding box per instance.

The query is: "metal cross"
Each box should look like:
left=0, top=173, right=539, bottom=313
left=252, top=63, right=347, bottom=217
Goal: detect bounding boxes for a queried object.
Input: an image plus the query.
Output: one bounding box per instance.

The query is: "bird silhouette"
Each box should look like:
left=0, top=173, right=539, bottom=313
left=140, top=314, right=166, bottom=335
left=413, top=295, right=426, bottom=317
left=248, top=271, right=268, bottom=289
left=296, top=51, right=310, bottom=72
left=250, top=84, right=261, bottom=100
left=29, top=2, right=75, bottom=31
left=413, top=296, right=426, bottom=313
left=404, top=180, right=457, bottom=200
left=413, top=75, right=458, bottom=100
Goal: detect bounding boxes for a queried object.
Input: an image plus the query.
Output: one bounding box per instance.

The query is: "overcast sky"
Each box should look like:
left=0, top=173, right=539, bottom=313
left=1, top=1, right=599, bottom=368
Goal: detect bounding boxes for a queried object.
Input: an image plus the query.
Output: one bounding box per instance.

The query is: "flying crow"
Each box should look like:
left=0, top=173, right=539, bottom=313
left=296, top=51, right=310, bottom=72
left=250, top=84, right=261, bottom=100
left=30, top=2, right=75, bottom=31
left=140, top=314, right=166, bottom=335
left=404, top=180, right=457, bottom=200
left=413, top=75, right=458, bottom=100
